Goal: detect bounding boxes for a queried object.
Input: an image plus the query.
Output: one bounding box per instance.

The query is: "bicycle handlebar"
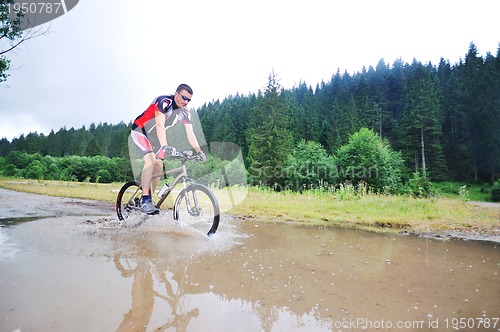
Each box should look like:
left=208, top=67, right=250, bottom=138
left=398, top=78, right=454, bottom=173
left=171, top=150, right=199, bottom=162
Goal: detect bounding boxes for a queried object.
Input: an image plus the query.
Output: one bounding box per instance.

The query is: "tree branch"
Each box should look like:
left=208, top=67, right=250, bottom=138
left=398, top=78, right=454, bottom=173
left=0, top=26, right=49, bottom=55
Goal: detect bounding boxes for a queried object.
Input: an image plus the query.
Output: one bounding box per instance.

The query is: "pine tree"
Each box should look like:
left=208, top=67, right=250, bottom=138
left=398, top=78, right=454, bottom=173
left=401, top=60, right=447, bottom=180
left=371, top=59, right=391, bottom=138
left=45, top=129, right=65, bottom=156
left=478, top=51, right=500, bottom=181
left=386, top=58, right=407, bottom=148
left=457, top=42, right=485, bottom=181
left=247, top=71, right=293, bottom=188
left=84, top=137, right=102, bottom=156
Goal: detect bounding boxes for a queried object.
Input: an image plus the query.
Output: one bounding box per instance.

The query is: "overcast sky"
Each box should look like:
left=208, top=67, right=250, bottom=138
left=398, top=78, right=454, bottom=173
left=1, top=0, right=499, bottom=141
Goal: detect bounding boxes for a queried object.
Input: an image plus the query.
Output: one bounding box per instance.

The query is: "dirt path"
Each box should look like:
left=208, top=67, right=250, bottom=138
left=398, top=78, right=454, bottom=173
left=468, top=200, right=500, bottom=208
left=0, top=188, right=113, bottom=219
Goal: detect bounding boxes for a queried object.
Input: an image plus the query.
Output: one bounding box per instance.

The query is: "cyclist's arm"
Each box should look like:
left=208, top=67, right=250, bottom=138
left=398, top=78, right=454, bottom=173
left=155, top=111, right=168, bottom=147
left=183, top=123, right=201, bottom=153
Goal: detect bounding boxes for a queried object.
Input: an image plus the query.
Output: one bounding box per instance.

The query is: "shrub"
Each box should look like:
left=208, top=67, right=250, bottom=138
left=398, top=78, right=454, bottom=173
left=284, top=140, right=336, bottom=191
left=0, top=151, right=130, bottom=183
left=459, top=185, right=469, bottom=202
left=335, top=128, right=404, bottom=193
left=480, top=183, right=491, bottom=194
left=491, top=181, right=500, bottom=202
left=406, top=171, right=434, bottom=198
left=25, top=160, right=44, bottom=180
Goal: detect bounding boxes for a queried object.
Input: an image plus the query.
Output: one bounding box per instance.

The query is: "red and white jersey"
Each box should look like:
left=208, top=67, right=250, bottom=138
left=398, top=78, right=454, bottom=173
left=132, top=95, right=192, bottom=135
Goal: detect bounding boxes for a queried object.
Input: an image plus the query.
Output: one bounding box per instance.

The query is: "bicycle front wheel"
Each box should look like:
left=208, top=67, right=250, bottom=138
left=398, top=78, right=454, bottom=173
left=116, top=180, right=143, bottom=221
left=173, top=184, right=220, bottom=236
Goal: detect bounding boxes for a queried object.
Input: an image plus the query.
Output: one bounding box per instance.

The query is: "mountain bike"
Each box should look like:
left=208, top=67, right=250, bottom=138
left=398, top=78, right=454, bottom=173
left=116, top=150, right=220, bottom=236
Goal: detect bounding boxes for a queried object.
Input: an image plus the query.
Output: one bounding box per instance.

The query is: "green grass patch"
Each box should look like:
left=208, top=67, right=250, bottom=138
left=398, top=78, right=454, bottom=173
left=0, top=177, right=121, bottom=203
left=229, top=188, right=499, bottom=234
left=433, top=181, right=492, bottom=201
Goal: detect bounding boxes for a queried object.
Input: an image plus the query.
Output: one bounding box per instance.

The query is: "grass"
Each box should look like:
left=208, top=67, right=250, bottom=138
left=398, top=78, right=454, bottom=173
left=230, top=187, right=499, bottom=234
left=432, top=181, right=498, bottom=202
left=1, top=177, right=498, bottom=235
left=0, top=178, right=121, bottom=202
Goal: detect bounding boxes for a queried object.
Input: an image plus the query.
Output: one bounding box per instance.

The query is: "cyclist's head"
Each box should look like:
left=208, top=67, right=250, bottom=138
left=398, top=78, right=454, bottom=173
left=175, top=84, right=193, bottom=107
left=176, top=84, right=193, bottom=95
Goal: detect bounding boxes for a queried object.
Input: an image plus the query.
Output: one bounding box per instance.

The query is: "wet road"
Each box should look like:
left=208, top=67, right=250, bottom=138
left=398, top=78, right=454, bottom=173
left=0, top=189, right=499, bottom=331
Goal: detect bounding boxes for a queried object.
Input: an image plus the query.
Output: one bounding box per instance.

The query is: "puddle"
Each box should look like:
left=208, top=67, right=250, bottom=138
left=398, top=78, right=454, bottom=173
left=0, top=189, right=499, bottom=331
left=0, top=217, right=45, bottom=227
left=0, top=214, right=499, bottom=332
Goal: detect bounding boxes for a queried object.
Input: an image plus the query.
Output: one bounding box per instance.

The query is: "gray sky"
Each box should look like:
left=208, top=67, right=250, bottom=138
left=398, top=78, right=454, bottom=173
left=1, top=0, right=499, bottom=141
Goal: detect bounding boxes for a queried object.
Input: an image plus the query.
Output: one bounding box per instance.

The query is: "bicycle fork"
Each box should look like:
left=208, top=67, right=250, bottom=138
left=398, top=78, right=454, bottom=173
left=181, top=178, right=200, bottom=216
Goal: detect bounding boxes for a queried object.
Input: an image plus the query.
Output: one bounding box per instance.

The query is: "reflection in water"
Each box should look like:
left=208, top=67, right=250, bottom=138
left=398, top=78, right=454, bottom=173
left=99, top=217, right=243, bottom=331
left=0, top=215, right=499, bottom=332
left=102, top=219, right=500, bottom=332
left=114, top=256, right=155, bottom=331
left=102, top=219, right=335, bottom=332
left=113, top=254, right=200, bottom=331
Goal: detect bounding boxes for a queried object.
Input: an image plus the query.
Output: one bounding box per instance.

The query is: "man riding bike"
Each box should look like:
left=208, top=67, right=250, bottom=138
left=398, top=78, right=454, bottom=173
left=129, top=84, right=206, bottom=215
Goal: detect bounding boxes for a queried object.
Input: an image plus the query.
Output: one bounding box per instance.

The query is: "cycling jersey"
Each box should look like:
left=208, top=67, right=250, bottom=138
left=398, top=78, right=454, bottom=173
left=130, top=95, right=193, bottom=159
left=131, top=95, right=192, bottom=135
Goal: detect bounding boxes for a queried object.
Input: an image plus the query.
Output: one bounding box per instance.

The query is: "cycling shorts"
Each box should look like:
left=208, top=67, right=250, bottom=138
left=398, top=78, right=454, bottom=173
left=130, top=129, right=163, bottom=160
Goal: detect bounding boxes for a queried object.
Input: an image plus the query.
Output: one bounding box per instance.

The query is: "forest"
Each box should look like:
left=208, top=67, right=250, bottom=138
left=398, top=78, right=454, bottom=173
left=1, top=43, right=499, bottom=195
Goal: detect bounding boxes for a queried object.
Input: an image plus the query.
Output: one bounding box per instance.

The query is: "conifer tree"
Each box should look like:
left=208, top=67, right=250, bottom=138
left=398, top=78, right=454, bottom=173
left=247, top=71, right=293, bottom=188
left=401, top=60, right=447, bottom=180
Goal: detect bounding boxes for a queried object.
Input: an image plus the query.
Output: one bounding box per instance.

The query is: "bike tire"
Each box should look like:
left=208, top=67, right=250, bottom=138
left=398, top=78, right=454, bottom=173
left=116, top=180, right=143, bottom=221
left=173, top=184, right=220, bottom=236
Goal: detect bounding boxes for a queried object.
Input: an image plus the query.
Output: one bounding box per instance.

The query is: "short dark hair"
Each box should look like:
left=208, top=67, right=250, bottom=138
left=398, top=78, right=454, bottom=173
left=176, top=83, right=193, bottom=95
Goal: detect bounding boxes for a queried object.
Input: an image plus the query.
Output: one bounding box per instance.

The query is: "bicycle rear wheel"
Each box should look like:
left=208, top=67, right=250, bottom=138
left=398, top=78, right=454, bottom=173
left=116, top=180, right=143, bottom=221
left=173, top=184, right=220, bottom=236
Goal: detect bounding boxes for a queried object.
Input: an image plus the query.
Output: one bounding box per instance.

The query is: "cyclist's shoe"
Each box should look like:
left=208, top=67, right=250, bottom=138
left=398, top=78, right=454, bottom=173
left=140, top=200, right=159, bottom=215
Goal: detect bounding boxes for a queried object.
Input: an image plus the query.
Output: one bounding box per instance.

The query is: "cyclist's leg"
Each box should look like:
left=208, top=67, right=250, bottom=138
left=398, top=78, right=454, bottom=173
left=151, top=158, right=163, bottom=194
left=130, top=130, right=155, bottom=195
left=141, top=152, right=156, bottom=196
left=147, top=132, right=164, bottom=196
left=130, top=130, right=159, bottom=214
left=140, top=152, right=160, bottom=214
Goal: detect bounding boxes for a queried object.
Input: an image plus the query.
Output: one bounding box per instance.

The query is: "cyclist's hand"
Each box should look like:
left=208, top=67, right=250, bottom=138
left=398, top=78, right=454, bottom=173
left=157, top=145, right=177, bottom=159
left=164, top=146, right=177, bottom=156
left=195, top=150, right=207, bottom=161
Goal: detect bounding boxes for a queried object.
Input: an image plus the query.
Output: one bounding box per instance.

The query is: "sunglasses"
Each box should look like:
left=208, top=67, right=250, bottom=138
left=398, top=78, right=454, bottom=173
left=178, top=92, right=191, bottom=103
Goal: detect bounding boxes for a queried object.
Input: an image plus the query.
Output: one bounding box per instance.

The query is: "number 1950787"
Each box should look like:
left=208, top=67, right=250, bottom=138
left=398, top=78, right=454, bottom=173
left=8, top=2, right=63, bottom=15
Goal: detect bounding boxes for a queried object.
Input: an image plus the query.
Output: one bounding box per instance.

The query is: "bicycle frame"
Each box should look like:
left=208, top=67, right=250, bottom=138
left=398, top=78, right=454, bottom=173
left=116, top=151, right=220, bottom=235
left=152, top=163, right=190, bottom=209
